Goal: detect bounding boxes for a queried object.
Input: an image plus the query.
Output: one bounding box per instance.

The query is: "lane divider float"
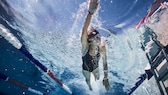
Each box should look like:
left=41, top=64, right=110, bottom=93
left=0, top=24, right=73, bottom=95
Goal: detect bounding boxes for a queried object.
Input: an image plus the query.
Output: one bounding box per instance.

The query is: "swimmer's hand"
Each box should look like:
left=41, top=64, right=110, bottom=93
left=88, top=0, right=98, bottom=14
left=103, top=78, right=110, bottom=91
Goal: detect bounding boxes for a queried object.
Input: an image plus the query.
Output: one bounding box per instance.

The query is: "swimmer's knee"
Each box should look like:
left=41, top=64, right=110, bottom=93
left=93, top=72, right=100, bottom=80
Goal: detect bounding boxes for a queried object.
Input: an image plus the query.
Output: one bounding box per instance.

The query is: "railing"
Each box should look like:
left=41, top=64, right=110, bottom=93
left=142, top=27, right=168, bottom=95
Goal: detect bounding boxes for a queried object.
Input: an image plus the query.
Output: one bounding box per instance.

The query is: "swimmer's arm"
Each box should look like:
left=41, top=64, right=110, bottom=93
left=100, top=45, right=108, bottom=78
left=81, top=12, right=92, bottom=54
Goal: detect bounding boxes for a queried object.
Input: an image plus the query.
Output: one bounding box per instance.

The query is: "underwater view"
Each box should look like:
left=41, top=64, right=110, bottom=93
left=0, top=0, right=168, bottom=95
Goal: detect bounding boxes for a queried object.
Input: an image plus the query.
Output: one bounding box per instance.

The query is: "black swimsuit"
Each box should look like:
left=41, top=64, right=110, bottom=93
left=82, top=47, right=100, bottom=72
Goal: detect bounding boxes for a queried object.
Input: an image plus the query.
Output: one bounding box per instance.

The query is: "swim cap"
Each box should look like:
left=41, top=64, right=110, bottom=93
left=88, top=29, right=99, bottom=38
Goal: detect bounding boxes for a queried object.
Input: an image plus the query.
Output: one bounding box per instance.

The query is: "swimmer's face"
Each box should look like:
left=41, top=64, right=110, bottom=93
left=89, top=34, right=101, bottom=44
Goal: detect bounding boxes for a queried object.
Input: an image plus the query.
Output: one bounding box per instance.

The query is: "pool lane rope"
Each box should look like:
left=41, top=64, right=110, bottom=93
left=0, top=73, right=44, bottom=95
left=0, top=24, right=73, bottom=95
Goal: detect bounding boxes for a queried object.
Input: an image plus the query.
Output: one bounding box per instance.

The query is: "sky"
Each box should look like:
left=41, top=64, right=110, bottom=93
left=99, top=0, right=154, bottom=29
left=6, top=0, right=155, bottom=34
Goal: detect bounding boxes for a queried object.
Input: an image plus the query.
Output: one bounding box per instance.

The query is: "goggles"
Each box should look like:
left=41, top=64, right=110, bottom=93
left=95, top=35, right=101, bottom=39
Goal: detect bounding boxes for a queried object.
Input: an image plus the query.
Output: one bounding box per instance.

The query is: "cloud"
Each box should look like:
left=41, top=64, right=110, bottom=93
left=114, top=23, right=126, bottom=28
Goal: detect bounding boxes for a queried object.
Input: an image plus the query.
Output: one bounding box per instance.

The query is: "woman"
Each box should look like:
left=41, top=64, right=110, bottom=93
left=81, top=0, right=110, bottom=91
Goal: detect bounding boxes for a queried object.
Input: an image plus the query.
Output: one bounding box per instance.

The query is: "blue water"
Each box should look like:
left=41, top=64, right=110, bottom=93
left=0, top=0, right=163, bottom=95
